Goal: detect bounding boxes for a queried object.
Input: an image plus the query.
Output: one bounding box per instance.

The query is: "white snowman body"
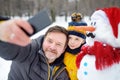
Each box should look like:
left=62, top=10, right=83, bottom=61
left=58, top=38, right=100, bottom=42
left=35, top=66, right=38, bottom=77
left=77, top=55, right=120, bottom=80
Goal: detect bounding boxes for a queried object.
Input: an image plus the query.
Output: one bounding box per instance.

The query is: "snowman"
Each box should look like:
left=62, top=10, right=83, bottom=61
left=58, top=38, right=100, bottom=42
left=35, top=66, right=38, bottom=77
left=76, top=7, right=120, bottom=80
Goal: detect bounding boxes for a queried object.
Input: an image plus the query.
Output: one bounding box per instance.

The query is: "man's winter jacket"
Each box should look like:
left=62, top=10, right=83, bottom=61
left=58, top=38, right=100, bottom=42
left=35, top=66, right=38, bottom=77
left=0, top=36, right=70, bottom=80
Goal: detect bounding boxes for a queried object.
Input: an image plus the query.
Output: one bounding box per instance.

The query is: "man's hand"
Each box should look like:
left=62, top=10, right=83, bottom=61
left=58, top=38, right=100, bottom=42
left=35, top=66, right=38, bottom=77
left=0, top=19, right=33, bottom=46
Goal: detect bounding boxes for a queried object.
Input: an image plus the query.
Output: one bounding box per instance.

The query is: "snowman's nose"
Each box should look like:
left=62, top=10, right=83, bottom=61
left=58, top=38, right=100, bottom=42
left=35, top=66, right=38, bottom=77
left=75, top=26, right=95, bottom=32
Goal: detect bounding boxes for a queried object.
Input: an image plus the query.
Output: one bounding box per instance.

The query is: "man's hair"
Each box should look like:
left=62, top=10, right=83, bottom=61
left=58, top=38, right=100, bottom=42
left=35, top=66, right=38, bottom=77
left=45, top=25, right=69, bottom=47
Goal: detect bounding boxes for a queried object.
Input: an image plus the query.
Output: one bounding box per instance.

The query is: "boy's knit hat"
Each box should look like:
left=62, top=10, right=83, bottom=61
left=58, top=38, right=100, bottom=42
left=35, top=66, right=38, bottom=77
left=67, top=26, right=86, bottom=39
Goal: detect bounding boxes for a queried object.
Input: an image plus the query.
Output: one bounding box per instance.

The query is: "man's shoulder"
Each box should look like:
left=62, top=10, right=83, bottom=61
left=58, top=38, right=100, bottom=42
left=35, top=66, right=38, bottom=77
left=31, top=35, right=44, bottom=48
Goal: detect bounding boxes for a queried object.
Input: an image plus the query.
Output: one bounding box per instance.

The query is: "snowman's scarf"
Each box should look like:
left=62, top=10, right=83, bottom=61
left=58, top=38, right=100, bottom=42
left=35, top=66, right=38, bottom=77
left=76, top=41, right=120, bottom=70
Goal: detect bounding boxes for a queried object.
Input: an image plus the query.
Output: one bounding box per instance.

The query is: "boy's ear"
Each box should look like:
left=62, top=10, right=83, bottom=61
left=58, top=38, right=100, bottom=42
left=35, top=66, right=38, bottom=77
left=82, top=39, right=85, bottom=44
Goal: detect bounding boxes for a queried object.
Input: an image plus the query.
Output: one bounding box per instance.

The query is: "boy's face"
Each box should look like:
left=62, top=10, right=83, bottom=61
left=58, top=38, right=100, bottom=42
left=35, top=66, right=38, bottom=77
left=42, top=32, right=67, bottom=63
left=68, top=35, right=84, bottom=49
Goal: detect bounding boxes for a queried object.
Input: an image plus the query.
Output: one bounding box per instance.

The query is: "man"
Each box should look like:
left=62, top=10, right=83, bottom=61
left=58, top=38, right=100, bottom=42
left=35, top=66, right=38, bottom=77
left=0, top=19, right=70, bottom=80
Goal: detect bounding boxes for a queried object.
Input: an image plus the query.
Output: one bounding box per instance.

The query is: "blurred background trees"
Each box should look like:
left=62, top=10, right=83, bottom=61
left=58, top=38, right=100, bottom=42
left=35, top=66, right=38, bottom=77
left=0, top=0, right=119, bottom=22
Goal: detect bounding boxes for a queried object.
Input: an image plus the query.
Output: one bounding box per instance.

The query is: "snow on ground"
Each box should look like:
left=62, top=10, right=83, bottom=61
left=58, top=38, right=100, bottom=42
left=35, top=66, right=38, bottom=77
left=0, top=16, right=90, bottom=80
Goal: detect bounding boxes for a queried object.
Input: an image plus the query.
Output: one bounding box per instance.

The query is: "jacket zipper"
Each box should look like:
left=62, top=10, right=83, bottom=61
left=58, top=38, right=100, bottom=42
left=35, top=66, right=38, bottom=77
left=53, top=67, right=66, bottom=80
left=44, top=56, right=50, bottom=80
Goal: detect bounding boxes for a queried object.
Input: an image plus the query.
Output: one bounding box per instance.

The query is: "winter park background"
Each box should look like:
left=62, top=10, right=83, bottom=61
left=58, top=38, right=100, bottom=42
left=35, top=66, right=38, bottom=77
left=0, top=16, right=90, bottom=80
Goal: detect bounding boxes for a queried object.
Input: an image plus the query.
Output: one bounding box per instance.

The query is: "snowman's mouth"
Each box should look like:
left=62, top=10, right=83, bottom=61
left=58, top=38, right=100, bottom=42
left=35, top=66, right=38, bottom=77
left=86, top=32, right=95, bottom=38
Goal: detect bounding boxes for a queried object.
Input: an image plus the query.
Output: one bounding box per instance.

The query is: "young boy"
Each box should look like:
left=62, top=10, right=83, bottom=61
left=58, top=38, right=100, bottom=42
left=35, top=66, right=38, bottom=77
left=64, top=26, right=86, bottom=80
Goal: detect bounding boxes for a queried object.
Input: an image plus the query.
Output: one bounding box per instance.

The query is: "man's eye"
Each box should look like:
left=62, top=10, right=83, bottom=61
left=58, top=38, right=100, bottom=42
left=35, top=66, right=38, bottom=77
left=48, top=39, right=52, bottom=43
left=56, top=43, right=62, bottom=46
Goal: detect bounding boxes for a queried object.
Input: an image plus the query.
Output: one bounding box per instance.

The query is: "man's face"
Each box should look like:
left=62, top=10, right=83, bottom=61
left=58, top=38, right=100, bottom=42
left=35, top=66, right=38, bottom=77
left=42, top=32, right=67, bottom=63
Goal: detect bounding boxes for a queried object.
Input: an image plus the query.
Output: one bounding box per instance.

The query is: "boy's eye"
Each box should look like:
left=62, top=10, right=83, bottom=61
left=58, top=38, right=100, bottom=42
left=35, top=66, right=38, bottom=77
left=47, top=39, right=63, bottom=47
left=69, top=37, right=71, bottom=39
left=75, top=38, right=79, bottom=40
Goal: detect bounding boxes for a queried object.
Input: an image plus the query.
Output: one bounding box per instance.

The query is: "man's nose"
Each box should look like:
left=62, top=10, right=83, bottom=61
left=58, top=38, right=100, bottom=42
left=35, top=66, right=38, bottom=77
left=50, top=43, right=56, bottom=50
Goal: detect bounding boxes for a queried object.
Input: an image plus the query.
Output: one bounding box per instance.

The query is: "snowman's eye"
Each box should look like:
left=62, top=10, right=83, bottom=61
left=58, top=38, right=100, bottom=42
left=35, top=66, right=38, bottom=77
left=91, top=21, right=96, bottom=26
left=94, top=22, right=96, bottom=25
left=91, top=22, right=93, bottom=25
